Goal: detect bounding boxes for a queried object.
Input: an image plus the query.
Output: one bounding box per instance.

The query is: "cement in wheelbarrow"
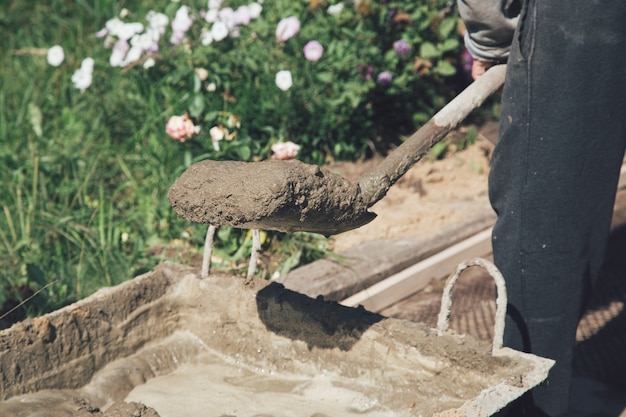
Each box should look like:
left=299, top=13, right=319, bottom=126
left=0, top=262, right=553, bottom=417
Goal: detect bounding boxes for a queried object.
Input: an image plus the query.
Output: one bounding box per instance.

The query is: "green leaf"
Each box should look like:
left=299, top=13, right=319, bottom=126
left=234, top=145, right=252, bottom=161
left=188, top=93, right=205, bottom=118
left=419, top=42, right=439, bottom=58
left=430, top=141, right=449, bottom=160
left=434, top=61, right=457, bottom=76
left=316, top=72, right=333, bottom=83
left=440, top=38, right=460, bottom=53
left=193, top=73, right=202, bottom=93
left=438, top=17, right=458, bottom=39
left=28, top=103, right=43, bottom=138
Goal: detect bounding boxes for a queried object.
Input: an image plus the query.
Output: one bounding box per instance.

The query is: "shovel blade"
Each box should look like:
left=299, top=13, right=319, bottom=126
left=168, top=159, right=376, bottom=235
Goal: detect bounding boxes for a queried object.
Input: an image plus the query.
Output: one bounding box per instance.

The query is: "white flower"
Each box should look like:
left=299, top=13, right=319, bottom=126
left=80, top=57, right=95, bottom=72
left=131, top=32, right=155, bottom=51
left=144, top=28, right=161, bottom=52
left=143, top=58, right=156, bottom=69
left=327, top=4, right=344, bottom=16
left=211, top=21, right=229, bottom=42
left=172, top=5, right=193, bottom=33
left=206, top=82, right=217, bottom=92
left=276, top=16, right=300, bottom=41
left=46, top=45, right=64, bottom=67
left=116, top=22, right=144, bottom=41
left=234, top=5, right=251, bottom=26
left=227, top=114, right=240, bottom=129
left=248, top=2, right=262, bottom=19
left=209, top=125, right=228, bottom=151
left=109, top=48, right=126, bottom=67
left=146, top=10, right=169, bottom=34
left=72, top=58, right=94, bottom=93
left=204, top=8, right=219, bottom=23
left=210, top=125, right=226, bottom=141
left=105, top=17, right=124, bottom=35
left=200, top=30, right=213, bottom=45
left=208, top=0, right=223, bottom=10
left=195, top=67, right=209, bottom=81
left=124, top=45, right=143, bottom=65
left=275, top=70, right=293, bottom=91
left=218, top=7, right=236, bottom=29
left=109, top=39, right=129, bottom=67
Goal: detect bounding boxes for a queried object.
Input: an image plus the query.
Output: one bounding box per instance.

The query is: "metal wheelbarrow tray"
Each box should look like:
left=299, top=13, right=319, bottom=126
left=0, top=261, right=553, bottom=417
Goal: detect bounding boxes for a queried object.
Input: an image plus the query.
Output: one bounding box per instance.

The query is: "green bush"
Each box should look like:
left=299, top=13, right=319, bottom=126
left=147, top=0, right=464, bottom=163
left=0, top=0, right=466, bottom=321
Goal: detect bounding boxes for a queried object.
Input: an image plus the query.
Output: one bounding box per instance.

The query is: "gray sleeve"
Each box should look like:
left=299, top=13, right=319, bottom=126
left=457, top=0, right=522, bottom=62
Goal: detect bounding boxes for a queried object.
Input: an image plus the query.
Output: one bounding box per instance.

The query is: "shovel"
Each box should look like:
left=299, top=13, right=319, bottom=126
left=168, top=65, right=506, bottom=236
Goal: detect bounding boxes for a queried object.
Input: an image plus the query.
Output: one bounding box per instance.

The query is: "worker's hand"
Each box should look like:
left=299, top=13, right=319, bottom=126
left=472, top=60, right=495, bottom=80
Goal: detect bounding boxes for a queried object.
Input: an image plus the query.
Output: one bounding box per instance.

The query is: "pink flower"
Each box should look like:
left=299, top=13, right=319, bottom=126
left=276, top=16, right=300, bottom=42
left=271, top=141, right=301, bottom=160
left=303, top=40, right=324, bottom=61
left=166, top=113, right=197, bottom=142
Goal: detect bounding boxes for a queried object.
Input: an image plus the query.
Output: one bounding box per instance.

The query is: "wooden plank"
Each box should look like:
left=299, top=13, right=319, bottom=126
left=278, top=208, right=496, bottom=301
left=340, top=161, right=626, bottom=312
left=340, top=227, right=493, bottom=312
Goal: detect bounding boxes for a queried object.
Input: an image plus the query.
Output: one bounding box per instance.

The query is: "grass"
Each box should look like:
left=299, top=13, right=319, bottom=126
left=0, top=0, right=215, bottom=320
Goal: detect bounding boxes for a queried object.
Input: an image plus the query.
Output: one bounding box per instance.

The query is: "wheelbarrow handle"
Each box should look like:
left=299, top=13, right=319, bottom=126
left=436, top=258, right=508, bottom=356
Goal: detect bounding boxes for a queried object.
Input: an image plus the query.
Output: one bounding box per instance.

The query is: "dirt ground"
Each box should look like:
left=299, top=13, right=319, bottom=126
left=328, top=125, right=494, bottom=253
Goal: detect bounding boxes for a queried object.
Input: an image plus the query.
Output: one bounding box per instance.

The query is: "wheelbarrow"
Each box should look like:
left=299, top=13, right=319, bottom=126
left=0, top=260, right=553, bottom=416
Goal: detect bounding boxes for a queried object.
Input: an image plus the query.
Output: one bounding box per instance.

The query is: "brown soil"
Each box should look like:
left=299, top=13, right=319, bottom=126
left=327, top=125, right=495, bottom=253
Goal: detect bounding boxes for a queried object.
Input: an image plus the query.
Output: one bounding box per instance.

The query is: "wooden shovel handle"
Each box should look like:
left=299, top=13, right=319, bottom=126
left=358, top=65, right=507, bottom=207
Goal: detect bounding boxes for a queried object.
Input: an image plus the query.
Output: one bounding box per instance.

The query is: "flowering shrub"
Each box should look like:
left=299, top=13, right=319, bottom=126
left=0, top=0, right=471, bottom=313
left=91, top=0, right=464, bottom=163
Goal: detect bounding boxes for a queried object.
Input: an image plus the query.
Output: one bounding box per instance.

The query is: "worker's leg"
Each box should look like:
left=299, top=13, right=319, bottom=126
left=488, top=0, right=626, bottom=415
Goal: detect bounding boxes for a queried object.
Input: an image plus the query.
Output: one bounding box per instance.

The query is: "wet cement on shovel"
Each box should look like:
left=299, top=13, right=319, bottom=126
left=167, top=159, right=376, bottom=235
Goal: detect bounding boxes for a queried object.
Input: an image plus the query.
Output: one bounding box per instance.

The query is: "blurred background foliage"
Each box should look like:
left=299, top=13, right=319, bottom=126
left=0, top=0, right=470, bottom=325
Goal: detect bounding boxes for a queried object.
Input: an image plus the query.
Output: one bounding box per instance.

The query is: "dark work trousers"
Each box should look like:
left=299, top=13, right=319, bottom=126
left=488, top=0, right=626, bottom=415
